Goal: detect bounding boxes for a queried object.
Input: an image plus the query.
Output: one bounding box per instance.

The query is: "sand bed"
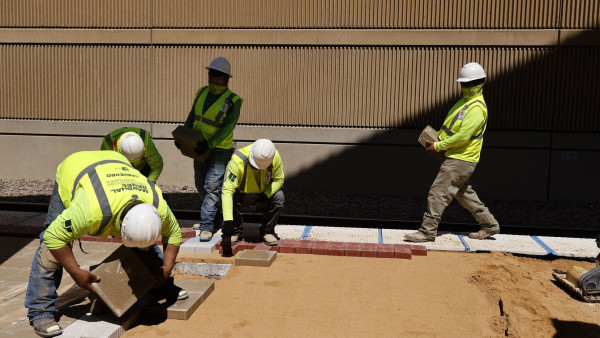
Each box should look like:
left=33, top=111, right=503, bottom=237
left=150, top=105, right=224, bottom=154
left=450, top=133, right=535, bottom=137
left=125, top=251, right=600, bottom=337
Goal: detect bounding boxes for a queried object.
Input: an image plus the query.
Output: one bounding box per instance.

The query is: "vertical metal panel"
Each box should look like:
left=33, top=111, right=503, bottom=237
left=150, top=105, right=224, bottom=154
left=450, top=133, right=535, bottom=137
left=554, top=48, right=600, bottom=131
left=152, top=46, right=566, bottom=130
left=561, top=0, right=600, bottom=28
left=0, top=45, right=151, bottom=121
left=0, top=0, right=150, bottom=28
left=152, top=0, right=562, bottom=29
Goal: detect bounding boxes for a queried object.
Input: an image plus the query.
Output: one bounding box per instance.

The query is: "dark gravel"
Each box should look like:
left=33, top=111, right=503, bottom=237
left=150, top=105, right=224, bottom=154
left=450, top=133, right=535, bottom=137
left=1, top=179, right=598, bottom=229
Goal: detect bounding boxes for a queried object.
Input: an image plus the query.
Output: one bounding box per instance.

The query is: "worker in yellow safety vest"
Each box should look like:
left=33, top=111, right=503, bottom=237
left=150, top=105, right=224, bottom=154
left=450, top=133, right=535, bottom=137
left=405, top=62, right=500, bottom=243
left=181, top=57, right=243, bottom=242
left=24, top=151, right=184, bottom=337
left=221, top=139, right=284, bottom=246
left=101, top=127, right=164, bottom=182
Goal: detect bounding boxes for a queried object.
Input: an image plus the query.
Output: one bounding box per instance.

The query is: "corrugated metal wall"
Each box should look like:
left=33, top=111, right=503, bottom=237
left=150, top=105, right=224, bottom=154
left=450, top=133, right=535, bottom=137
left=0, top=0, right=599, bottom=131
left=2, top=0, right=598, bottom=29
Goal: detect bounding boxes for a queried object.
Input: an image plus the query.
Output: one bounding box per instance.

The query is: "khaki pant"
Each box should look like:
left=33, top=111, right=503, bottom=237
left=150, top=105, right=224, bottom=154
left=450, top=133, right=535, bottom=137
left=420, top=158, right=499, bottom=238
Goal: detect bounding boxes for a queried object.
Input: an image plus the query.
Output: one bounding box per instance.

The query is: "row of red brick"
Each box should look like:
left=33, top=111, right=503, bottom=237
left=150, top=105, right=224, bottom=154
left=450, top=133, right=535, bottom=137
left=218, top=239, right=427, bottom=259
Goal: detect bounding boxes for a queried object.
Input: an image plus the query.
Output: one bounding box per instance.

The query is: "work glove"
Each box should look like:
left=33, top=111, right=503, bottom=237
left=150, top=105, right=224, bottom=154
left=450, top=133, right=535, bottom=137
left=251, top=194, right=269, bottom=213
left=174, top=141, right=181, bottom=149
left=222, top=220, right=235, bottom=236
left=194, top=140, right=209, bottom=155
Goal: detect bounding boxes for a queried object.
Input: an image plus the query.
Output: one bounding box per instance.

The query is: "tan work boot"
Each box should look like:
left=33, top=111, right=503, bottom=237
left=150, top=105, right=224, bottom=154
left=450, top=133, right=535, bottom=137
left=192, top=223, right=200, bottom=230
left=263, top=234, right=278, bottom=246
left=199, top=230, right=213, bottom=242
left=404, top=231, right=435, bottom=243
left=230, top=235, right=240, bottom=245
left=468, top=227, right=500, bottom=240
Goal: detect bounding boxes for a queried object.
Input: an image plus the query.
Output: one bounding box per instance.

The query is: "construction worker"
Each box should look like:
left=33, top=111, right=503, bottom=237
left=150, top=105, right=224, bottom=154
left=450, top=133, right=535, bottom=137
left=405, top=62, right=500, bottom=243
left=182, top=57, right=243, bottom=242
left=101, top=127, right=164, bottom=182
left=24, top=151, right=183, bottom=337
left=221, top=139, right=284, bottom=246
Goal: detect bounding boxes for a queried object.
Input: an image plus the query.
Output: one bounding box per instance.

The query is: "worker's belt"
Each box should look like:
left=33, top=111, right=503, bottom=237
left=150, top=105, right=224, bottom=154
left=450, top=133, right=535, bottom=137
left=440, top=100, right=488, bottom=140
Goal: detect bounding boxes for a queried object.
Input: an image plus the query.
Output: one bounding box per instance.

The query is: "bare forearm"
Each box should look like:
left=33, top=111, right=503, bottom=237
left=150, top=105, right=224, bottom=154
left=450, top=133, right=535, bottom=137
left=162, top=243, right=179, bottom=274
left=50, top=245, right=79, bottom=274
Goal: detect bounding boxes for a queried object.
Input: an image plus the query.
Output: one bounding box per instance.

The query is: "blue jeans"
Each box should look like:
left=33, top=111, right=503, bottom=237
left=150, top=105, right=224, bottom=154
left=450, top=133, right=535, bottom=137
left=194, top=148, right=234, bottom=232
left=25, top=183, right=165, bottom=321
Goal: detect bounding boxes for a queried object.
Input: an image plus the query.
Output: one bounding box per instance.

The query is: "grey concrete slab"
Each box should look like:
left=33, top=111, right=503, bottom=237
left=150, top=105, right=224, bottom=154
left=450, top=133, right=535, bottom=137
left=61, top=305, right=143, bottom=338
left=90, top=245, right=154, bottom=317
left=0, top=267, right=31, bottom=283
left=235, top=250, right=277, bottom=267
left=0, top=318, right=38, bottom=337
left=0, top=281, right=28, bottom=302
left=180, top=236, right=220, bottom=254
left=173, top=262, right=231, bottom=279
left=141, top=280, right=214, bottom=320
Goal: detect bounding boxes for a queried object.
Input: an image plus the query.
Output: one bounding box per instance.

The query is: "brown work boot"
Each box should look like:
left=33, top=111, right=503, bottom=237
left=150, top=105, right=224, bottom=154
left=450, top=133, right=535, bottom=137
left=263, top=234, right=278, bottom=246
left=404, top=231, right=435, bottom=243
left=468, top=227, right=500, bottom=240
left=32, top=317, right=62, bottom=338
left=199, top=230, right=213, bottom=242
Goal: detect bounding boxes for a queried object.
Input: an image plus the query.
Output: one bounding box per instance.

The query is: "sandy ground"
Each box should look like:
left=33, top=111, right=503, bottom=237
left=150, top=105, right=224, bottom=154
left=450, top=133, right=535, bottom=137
left=124, top=251, right=600, bottom=337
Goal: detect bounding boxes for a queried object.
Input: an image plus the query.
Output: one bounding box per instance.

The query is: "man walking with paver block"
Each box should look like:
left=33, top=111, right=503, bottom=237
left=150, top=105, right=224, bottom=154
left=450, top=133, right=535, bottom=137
left=180, top=57, right=243, bottom=242
left=405, top=62, right=500, bottom=243
left=221, top=139, right=284, bottom=247
left=24, top=151, right=183, bottom=337
left=101, top=127, right=164, bottom=183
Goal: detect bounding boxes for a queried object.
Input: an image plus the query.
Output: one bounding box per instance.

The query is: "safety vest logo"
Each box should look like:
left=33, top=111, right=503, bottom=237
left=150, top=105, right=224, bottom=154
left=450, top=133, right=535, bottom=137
left=264, top=172, right=271, bottom=183
left=219, top=102, right=229, bottom=114
left=457, top=110, right=466, bottom=120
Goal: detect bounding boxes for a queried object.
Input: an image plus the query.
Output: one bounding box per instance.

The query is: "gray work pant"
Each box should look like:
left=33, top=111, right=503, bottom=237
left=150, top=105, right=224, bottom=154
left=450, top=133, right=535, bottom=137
left=232, top=190, right=285, bottom=236
left=419, top=158, right=499, bottom=238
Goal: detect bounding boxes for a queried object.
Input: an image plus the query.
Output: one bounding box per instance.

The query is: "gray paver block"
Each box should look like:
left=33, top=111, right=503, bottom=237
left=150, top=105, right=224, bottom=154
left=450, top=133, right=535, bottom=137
left=0, top=282, right=28, bottom=302
left=61, top=304, right=142, bottom=338
left=235, top=250, right=277, bottom=267
left=90, top=245, right=154, bottom=317
left=0, top=267, right=31, bottom=283
left=142, top=280, right=214, bottom=320
left=173, top=262, right=231, bottom=279
left=180, top=236, right=221, bottom=254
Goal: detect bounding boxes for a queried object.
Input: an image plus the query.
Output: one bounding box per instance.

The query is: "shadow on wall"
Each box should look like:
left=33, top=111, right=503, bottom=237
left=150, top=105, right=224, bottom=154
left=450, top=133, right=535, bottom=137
left=552, top=318, right=600, bottom=338
left=280, top=29, right=600, bottom=227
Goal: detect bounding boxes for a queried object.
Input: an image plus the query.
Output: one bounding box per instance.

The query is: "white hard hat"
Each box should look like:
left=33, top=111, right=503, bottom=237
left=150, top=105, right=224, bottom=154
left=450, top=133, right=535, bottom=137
left=206, top=57, right=232, bottom=77
left=117, top=132, right=144, bottom=161
left=249, top=139, right=276, bottom=170
left=456, top=62, right=486, bottom=82
left=121, top=203, right=162, bottom=248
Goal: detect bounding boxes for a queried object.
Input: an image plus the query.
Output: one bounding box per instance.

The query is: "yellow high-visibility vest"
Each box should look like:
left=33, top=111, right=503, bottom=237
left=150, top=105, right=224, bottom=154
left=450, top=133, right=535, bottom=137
left=191, top=86, right=242, bottom=149
left=56, top=151, right=161, bottom=237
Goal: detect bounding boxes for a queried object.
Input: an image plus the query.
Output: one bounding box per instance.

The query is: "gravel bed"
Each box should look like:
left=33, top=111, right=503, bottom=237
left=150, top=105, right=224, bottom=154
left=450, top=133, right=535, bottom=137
left=1, top=179, right=599, bottom=230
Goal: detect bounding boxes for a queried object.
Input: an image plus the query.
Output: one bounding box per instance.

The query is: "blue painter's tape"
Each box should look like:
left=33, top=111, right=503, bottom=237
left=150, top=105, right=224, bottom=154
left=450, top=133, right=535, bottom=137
left=301, top=225, right=313, bottom=240
left=531, top=235, right=557, bottom=255
left=9, top=213, right=44, bottom=225
left=455, top=233, right=471, bottom=252
left=378, top=229, right=384, bottom=244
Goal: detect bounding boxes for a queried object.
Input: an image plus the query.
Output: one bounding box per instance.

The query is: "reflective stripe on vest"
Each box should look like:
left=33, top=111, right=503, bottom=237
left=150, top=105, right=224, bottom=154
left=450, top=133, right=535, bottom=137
left=233, top=150, right=272, bottom=192
left=440, top=100, right=488, bottom=140
left=194, top=92, right=236, bottom=128
left=71, top=159, right=159, bottom=236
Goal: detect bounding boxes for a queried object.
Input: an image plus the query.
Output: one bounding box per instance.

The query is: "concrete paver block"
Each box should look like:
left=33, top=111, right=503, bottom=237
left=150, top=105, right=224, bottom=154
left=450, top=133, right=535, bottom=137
left=0, top=281, right=28, bottom=302
left=61, top=304, right=142, bottom=338
left=235, top=250, right=277, bottom=267
left=328, top=242, right=346, bottom=256
left=142, top=280, right=214, bottom=320
left=377, top=244, right=395, bottom=258
left=393, top=244, right=412, bottom=259
left=90, top=245, right=154, bottom=317
left=296, top=240, right=313, bottom=254
left=252, top=243, right=274, bottom=251
left=345, top=242, right=361, bottom=257
left=360, top=243, right=378, bottom=258
left=0, top=267, right=31, bottom=283
left=237, top=240, right=257, bottom=251
left=180, top=236, right=221, bottom=254
left=312, top=241, right=329, bottom=255
left=278, top=239, right=299, bottom=253
left=410, top=245, right=427, bottom=256
left=173, top=262, right=231, bottom=279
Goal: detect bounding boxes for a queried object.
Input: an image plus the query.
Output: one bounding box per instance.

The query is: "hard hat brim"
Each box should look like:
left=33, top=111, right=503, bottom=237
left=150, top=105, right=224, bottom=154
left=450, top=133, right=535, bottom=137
left=456, top=75, right=486, bottom=82
left=205, top=66, right=232, bottom=78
